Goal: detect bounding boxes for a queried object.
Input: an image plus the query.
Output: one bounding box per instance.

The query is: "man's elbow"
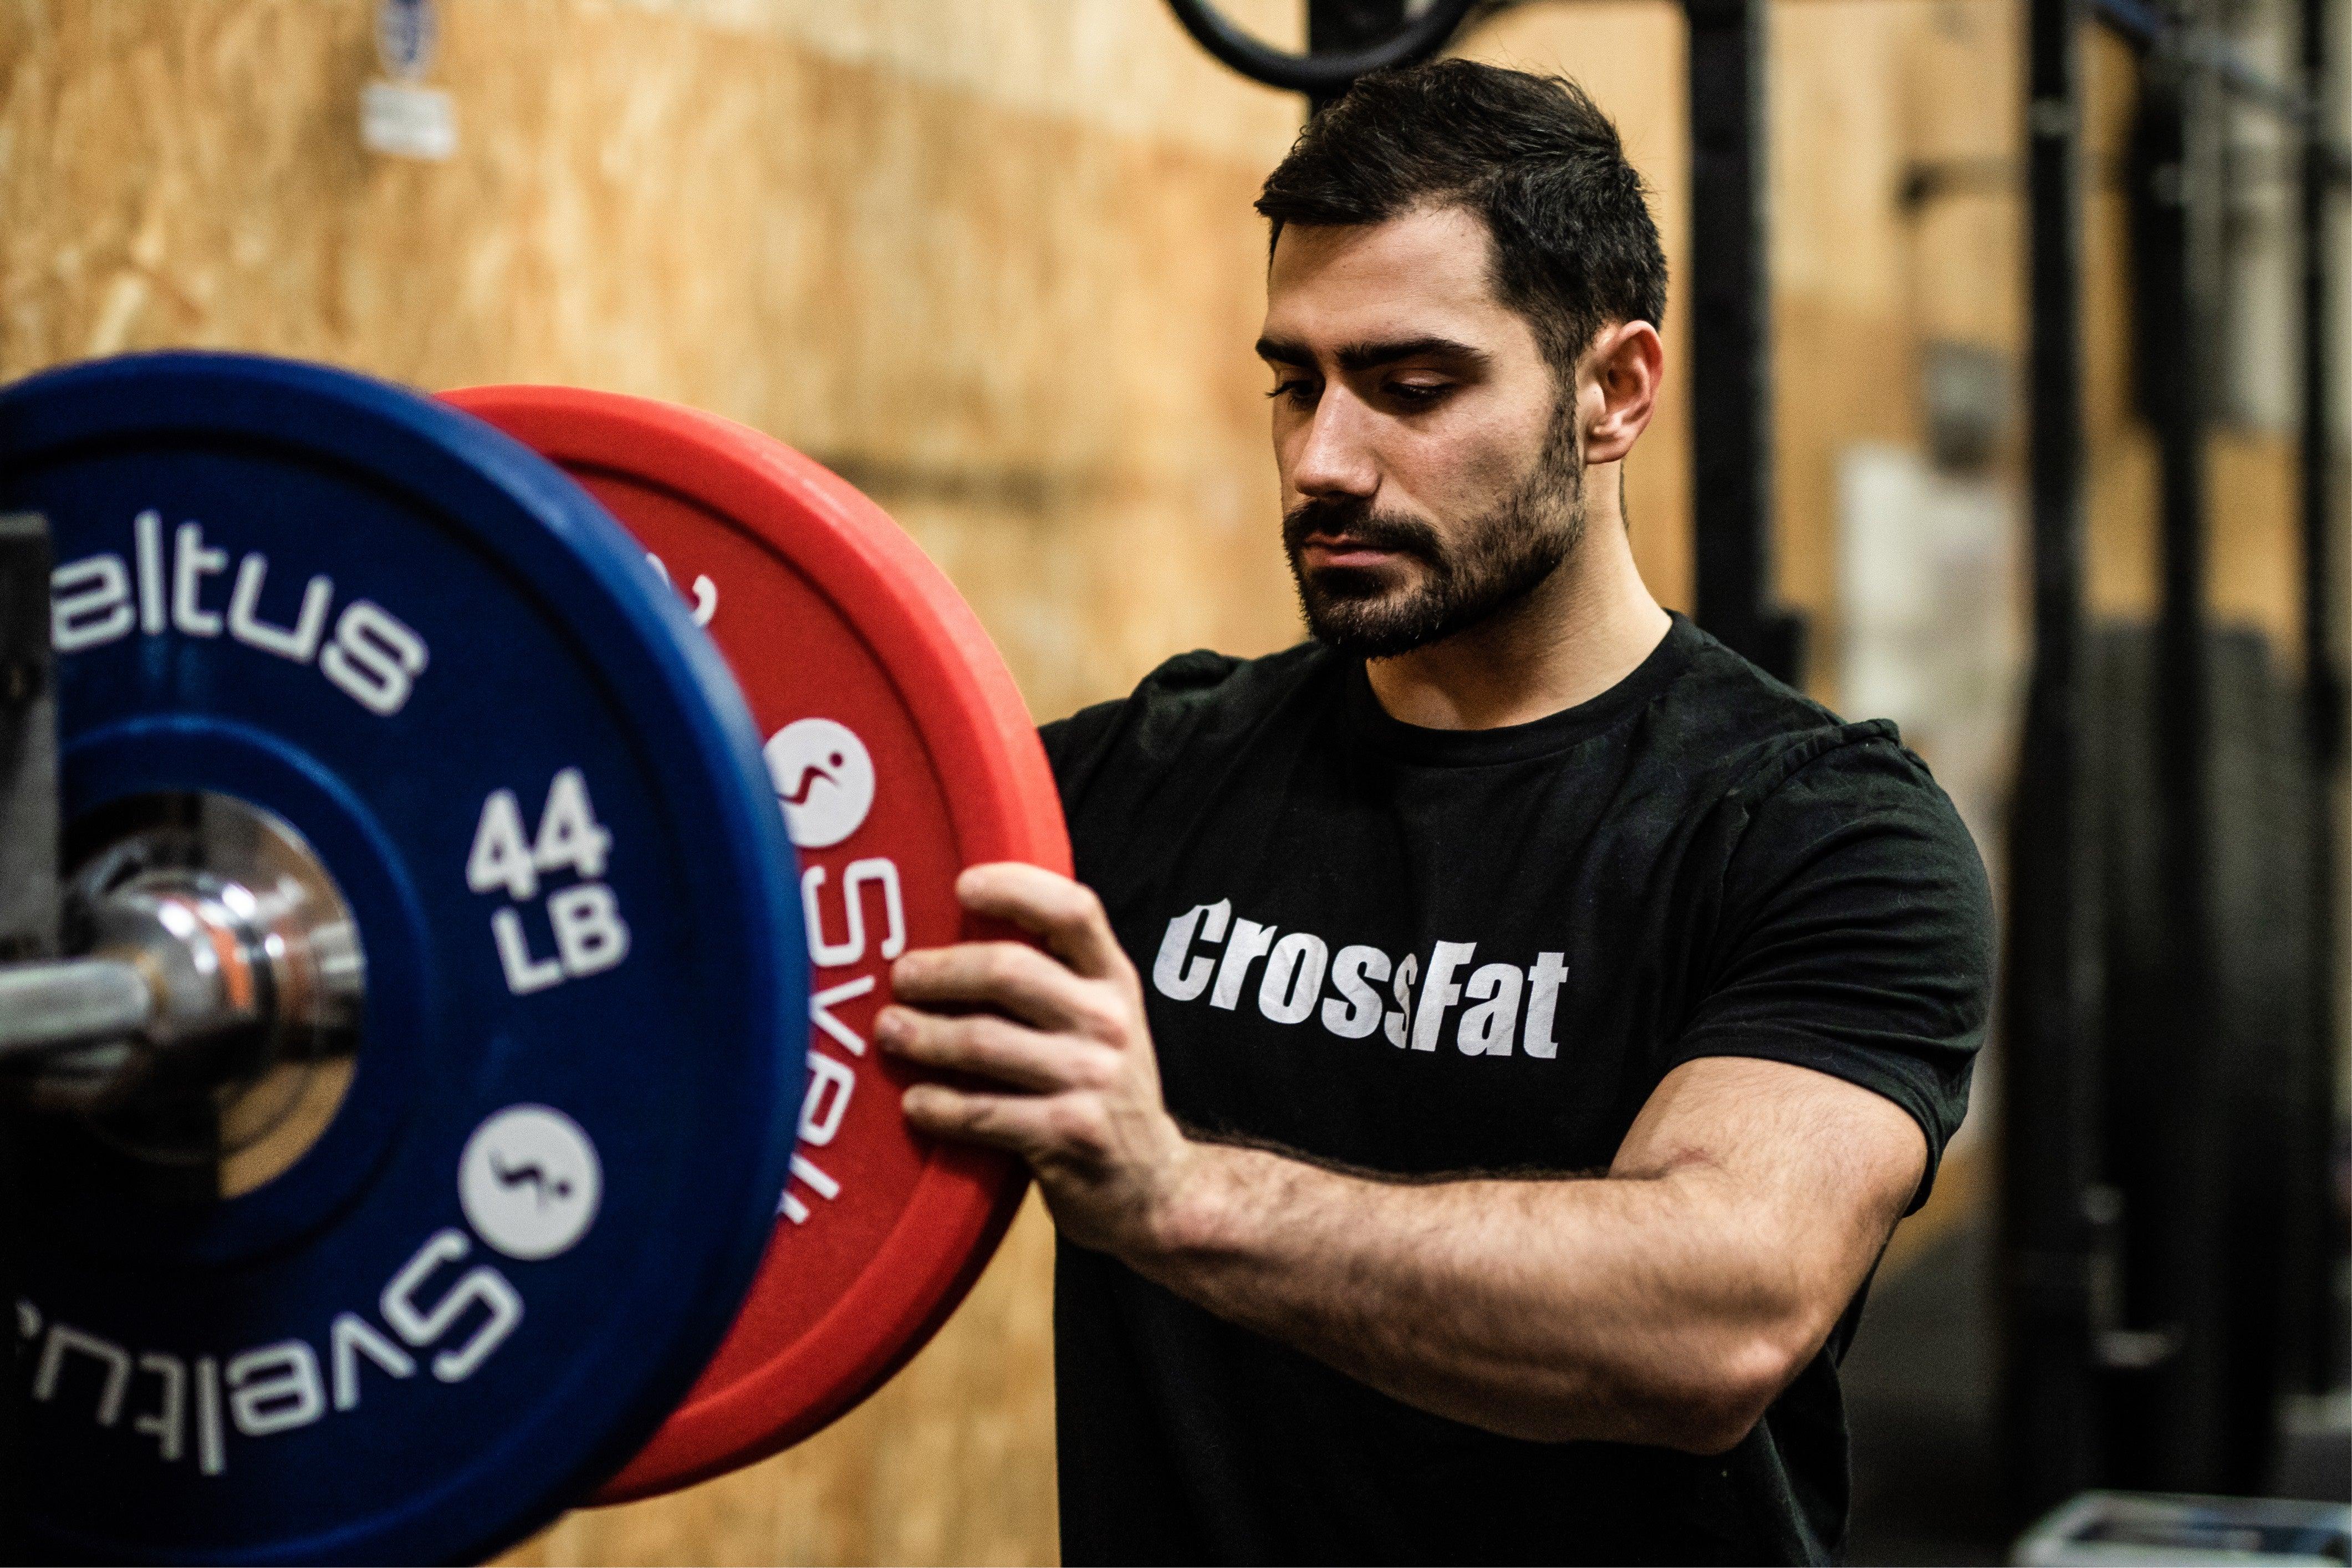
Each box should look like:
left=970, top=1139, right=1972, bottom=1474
left=1482, top=1325, right=1809, bottom=1449
left=1650, top=1325, right=1812, bottom=1455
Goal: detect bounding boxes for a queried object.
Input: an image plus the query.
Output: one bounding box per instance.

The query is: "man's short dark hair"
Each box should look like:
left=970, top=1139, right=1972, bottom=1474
left=1256, top=59, right=1667, bottom=382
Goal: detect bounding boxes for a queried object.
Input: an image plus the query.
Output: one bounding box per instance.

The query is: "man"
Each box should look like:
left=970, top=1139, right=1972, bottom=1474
left=874, top=60, right=1993, bottom=1566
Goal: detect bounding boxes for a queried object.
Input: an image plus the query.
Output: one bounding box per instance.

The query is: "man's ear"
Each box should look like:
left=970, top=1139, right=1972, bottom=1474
left=1580, top=320, right=1664, bottom=465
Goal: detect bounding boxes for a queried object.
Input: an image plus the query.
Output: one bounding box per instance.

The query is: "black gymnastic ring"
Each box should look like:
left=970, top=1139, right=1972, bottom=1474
left=1163, top=0, right=1482, bottom=96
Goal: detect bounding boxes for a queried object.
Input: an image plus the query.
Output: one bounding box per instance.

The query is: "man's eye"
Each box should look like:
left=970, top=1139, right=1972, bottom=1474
left=1386, top=381, right=1452, bottom=406
left=1267, top=379, right=1318, bottom=406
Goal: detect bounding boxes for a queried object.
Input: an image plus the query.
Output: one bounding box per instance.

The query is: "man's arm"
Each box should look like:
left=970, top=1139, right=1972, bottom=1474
left=881, top=863, right=1926, bottom=1454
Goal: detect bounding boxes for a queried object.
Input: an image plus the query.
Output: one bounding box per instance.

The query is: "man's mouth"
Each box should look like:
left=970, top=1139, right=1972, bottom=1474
left=1299, top=534, right=1404, bottom=569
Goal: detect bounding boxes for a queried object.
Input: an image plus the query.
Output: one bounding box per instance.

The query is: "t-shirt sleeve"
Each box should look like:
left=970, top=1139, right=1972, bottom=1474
left=1662, top=733, right=1994, bottom=1211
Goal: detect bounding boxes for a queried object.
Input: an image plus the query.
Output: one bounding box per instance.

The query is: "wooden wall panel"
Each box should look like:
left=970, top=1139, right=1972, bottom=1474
left=1769, top=0, right=2022, bottom=714
left=0, top=0, right=1307, bottom=716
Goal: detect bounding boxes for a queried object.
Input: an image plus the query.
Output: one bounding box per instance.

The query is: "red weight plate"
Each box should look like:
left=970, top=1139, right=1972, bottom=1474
left=442, top=385, right=1067, bottom=1502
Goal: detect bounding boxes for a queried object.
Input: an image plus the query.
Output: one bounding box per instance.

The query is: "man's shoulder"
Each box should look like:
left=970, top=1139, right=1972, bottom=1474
left=1125, top=639, right=1328, bottom=707
left=1656, top=620, right=1928, bottom=808
left=1652, top=627, right=1984, bottom=913
left=1042, top=641, right=1335, bottom=789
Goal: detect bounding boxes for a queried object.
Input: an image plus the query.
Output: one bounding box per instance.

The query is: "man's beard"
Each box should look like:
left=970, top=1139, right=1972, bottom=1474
left=1281, top=426, right=1586, bottom=660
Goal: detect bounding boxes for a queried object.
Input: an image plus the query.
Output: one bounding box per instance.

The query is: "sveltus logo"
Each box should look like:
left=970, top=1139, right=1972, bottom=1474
left=764, top=719, right=876, bottom=849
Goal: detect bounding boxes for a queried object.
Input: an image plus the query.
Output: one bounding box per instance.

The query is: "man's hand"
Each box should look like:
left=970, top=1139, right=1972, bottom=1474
left=877, top=862, right=1198, bottom=1259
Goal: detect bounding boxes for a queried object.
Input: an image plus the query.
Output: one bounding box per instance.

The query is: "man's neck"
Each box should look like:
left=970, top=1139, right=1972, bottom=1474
left=1363, top=468, right=1672, bottom=732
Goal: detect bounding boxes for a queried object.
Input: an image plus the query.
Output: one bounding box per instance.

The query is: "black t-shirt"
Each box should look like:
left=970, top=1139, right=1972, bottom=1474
left=1038, top=614, right=1993, bottom=1567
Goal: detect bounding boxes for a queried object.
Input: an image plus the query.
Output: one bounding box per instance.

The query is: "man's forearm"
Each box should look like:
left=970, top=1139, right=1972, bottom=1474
left=879, top=876, right=1924, bottom=1454
left=1123, top=1140, right=1822, bottom=1451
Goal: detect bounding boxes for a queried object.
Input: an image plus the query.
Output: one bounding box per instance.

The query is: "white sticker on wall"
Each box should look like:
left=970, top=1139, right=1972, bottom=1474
left=361, top=81, right=457, bottom=161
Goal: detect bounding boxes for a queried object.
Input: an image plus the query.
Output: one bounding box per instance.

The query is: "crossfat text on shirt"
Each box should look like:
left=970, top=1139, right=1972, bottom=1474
left=1150, top=898, right=1571, bottom=1058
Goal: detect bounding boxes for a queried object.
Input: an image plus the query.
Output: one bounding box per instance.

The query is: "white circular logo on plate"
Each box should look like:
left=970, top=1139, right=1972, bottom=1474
left=459, top=1104, right=602, bottom=1260
left=764, top=718, right=875, bottom=849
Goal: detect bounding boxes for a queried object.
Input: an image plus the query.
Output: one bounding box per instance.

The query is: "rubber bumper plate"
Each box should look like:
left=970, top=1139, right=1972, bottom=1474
left=443, top=386, right=1069, bottom=1501
left=0, top=354, right=806, bottom=1563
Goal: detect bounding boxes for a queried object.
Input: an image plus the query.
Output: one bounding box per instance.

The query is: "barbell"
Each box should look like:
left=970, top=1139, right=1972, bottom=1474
left=0, top=352, right=1068, bottom=1562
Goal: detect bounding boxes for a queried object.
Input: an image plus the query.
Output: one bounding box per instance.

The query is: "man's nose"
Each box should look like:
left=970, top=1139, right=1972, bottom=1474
left=1288, top=390, right=1379, bottom=501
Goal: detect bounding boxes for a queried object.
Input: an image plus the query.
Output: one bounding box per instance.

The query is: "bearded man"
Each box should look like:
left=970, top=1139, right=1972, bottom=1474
left=873, top=59, right=1993, bottom=1567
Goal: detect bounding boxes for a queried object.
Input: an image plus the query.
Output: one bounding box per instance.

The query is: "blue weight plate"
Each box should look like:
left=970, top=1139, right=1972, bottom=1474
left=0, top=352, right=807, bottom=1564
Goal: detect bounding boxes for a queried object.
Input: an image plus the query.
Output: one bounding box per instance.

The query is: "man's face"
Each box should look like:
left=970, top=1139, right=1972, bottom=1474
left=1258, top=204, right=1583, bottom=658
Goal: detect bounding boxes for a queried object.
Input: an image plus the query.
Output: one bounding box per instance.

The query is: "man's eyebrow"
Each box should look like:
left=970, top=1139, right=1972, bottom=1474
left=1254, top=335, right=1315, bottom=367
left=1252, top=334, right=1491, bottom=372
left=1336, top=335, right=1489, bottom=372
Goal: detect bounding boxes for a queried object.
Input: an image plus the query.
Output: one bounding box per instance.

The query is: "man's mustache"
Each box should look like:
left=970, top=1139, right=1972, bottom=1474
left=1280, top=497, right=1442, bottom=564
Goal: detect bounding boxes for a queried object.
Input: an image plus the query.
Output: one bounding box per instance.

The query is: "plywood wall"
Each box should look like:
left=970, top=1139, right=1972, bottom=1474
left=1768, top=0, right=2022, bottom=714
left=0, top=0, right=1323, bottom=727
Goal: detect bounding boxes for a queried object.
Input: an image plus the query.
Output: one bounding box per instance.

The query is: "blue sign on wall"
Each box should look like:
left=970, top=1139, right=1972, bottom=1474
left=375, top=0, right=437, bottom=81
